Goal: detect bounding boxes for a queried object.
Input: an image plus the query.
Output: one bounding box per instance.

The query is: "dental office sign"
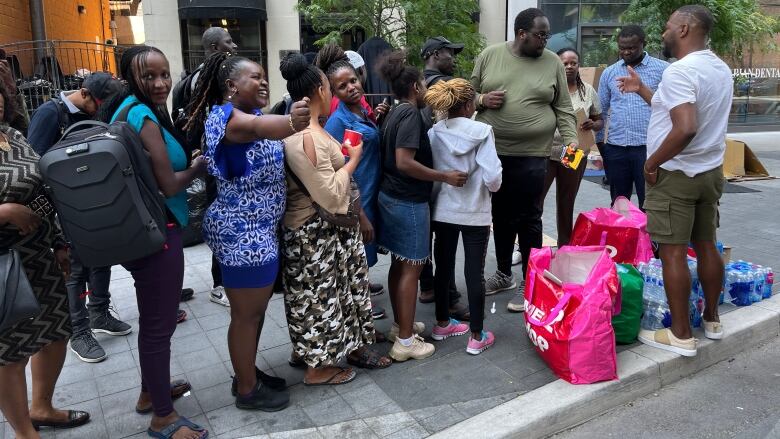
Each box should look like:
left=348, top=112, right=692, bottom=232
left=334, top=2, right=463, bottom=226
left=732, top=68, right=780, bottom=78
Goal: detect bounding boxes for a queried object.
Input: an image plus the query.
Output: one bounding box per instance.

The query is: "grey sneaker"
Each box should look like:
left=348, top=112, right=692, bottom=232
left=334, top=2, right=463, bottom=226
left=210, top=286, right=230, bottom=307
left=69, top=331, right=107, bottom=363
left=91, top=311, right=132, bottom=336
left=485, top=271, right=517, bottom=296
left=507, top=280, right=526, bottom=313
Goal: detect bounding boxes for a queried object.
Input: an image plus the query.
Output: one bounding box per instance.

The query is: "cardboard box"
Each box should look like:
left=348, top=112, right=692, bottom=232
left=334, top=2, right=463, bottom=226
left=580, top=67, right=605, bottom=91
left=723, top=138, right=771, bottom=181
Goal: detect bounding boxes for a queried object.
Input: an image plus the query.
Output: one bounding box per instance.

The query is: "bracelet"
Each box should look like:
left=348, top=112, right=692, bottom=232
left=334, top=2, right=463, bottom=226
left=477, top=94, right=485, bottom=109
left=643, top=164, right=657, bottom=175
left=288, top=115, right=297, bottom=133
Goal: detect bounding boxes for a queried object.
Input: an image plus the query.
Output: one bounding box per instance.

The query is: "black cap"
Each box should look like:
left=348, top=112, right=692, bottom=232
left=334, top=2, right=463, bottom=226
left=420, top=37, right=464, bottom=59
left=82, top=72, right=123, bottom=101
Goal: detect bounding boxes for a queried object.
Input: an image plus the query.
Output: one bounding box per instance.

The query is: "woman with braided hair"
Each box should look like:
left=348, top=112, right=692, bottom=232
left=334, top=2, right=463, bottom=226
left=542, top=48, right=603, bottom=247
left=425, top=78, right=502, bottom=354
left=98, top=45, right=208, bottom=439
left=183, top=51, right=309, bottom=411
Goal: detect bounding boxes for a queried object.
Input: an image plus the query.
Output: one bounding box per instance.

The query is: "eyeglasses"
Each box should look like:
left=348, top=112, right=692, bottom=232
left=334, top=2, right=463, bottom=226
left=530, top=31, right=551, bottom=41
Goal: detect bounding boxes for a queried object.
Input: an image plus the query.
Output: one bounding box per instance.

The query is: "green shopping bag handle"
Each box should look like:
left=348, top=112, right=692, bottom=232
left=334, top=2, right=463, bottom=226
left=525, top=269, right=573, bottom=327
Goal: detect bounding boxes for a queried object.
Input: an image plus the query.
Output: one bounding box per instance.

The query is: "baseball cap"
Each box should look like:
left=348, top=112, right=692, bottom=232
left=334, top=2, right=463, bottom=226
left=420, top=37, right=464, bottom=59
left=345, top=50, right=365, bottom=69
left=83, top=72, right=123, bottom=101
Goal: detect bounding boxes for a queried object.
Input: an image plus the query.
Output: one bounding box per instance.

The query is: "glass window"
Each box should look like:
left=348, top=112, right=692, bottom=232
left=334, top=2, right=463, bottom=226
left=541, top=2, right=579, bottom=54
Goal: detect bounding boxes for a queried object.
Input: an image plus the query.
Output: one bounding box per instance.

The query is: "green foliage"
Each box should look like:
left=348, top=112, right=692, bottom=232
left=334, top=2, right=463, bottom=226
left=621, top=0, right=778, bottom=61
left=297, top=0, right=485, bottom=76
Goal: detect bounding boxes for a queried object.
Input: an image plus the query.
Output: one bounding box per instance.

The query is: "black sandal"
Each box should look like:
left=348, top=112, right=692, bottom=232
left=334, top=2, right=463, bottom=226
left=135, top=379, right=192, bottom=414
left=347, top=347, right=392, bottom=369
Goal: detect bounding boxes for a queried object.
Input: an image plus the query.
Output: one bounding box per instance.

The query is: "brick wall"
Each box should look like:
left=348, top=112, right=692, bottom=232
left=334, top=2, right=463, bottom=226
left=0, top=0, right=113, bottom=79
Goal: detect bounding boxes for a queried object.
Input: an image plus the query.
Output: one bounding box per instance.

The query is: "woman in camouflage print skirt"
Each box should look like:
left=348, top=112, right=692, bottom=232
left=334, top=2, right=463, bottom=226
left=281, top=53, right=390, bottom=386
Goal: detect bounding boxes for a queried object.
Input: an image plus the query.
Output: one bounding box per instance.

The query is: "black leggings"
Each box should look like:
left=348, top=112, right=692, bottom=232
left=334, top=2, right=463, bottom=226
left=432, top=222, right=490, bottom=333
left=492, top=156, right=547, bottom=279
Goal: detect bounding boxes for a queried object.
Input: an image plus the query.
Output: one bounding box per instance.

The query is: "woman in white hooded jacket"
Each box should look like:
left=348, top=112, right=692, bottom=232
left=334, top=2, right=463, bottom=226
left=425, top=78, right=502, bottom=355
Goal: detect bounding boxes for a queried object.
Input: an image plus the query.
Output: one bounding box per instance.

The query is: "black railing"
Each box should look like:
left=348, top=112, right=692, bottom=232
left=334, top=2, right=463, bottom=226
left=0, top=40, right=126, bottom=116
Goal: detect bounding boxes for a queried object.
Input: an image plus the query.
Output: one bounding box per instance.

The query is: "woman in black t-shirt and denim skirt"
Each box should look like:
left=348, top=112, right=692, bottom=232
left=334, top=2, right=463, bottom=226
left=376, top=51, right=468, bottom=362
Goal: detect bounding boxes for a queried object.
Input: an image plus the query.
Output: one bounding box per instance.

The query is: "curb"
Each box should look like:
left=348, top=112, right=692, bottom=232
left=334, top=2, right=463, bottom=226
left=430, top=294, right=780, bottom=439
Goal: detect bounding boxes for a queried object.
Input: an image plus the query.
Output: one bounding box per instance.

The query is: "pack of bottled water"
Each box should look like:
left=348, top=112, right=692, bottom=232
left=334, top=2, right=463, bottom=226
left=636, top=258, right=703, bottom=330
left=723, top=261, right=774, bottom=306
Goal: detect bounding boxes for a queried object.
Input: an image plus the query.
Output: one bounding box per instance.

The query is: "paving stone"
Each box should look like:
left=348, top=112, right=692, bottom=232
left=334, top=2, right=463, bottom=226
left=91, top=350, right=136, bottom=378
left=363, top=412, right=418, bottom=437
left=172, top=332, right=215, bottom=356
left=341, top=382, right=402, bottom=418
left=186, top=362, right=232, bottom=391
left=55, top=396, right=106, bottom=439
left=177, top=346, right=223, bottom=373
left=197, top=311, right=231, bottom=332
left=172, top=317, right=205, bottom=339
left=205, top=404, right=267, bottom=436
left=95, top=366, right=141, bottom=397
left=301, top=394, right=358, bottom=426
left=408, top=404, right=466, bottom=434
left=51, top=378, right=99, bottom=408
left=267, top=427, right=323, bottom=439
left=194, top=382, right=235, bottom=413
left=317, top=420, right=379, bottom=439
left=451, top=392, right=518, bottom=418
left=384, top=422, right=430, bottom=439
left=288, top=382, right=339, bottom=409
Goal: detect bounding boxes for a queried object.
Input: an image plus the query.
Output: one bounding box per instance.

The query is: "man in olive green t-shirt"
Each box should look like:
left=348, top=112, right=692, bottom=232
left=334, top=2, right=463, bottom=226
left=470, top=8, right=578, bottom=312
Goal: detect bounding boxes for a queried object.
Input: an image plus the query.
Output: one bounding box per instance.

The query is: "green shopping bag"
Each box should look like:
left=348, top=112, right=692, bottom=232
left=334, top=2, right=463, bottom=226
left=612, top=263, right=644, bottom=344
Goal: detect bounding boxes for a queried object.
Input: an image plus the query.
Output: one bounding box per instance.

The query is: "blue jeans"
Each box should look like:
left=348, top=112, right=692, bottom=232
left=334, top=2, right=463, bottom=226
left=602, top=144, right=647, bottom=208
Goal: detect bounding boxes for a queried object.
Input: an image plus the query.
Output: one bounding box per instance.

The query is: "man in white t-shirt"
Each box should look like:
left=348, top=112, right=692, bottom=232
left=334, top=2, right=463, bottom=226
left=616, top=4, right=733, bottom=357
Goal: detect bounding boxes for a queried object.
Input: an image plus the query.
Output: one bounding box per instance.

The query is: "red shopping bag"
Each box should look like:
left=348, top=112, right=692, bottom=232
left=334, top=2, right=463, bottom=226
left=570, top=196, right=653, bottom=265
left=524, top=246, right=620, bottom=384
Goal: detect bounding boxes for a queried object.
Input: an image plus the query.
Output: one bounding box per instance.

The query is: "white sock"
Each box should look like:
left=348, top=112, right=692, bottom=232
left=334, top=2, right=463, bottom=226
left=399, top=336, right=414, bottom=347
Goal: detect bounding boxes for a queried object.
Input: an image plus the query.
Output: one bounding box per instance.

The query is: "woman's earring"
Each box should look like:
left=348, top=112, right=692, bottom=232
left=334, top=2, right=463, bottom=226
left=228, top=89, right=237, bottom=100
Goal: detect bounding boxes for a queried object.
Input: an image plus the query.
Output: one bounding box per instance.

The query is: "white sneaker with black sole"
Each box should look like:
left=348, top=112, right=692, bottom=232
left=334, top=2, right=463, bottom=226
left=210, top=286, right=230, bottom=307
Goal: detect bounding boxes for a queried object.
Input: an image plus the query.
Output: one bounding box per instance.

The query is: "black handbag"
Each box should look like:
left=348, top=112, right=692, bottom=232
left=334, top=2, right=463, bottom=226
left=0, top=248, right=41, bottom=332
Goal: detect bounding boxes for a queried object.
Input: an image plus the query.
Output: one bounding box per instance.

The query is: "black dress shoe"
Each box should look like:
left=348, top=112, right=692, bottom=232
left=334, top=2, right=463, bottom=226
left=235, top=380, right=289, bottom=412
left=32, top=410, right=90, bottom=430
left=231, top=366, right=286, bottom=396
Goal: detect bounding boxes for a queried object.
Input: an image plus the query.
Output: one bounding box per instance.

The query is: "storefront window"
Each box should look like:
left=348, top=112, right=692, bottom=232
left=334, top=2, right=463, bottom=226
left=180, top=18, right=267, bottom=74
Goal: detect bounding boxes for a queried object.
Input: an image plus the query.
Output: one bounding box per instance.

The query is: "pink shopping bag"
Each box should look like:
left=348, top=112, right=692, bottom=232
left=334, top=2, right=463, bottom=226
left=570, top=196, right=654, bottom=265
left=524, top=246, right=620, bottom=384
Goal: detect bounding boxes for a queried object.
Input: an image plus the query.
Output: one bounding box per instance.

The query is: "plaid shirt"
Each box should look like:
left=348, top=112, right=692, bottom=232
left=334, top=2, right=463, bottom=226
left=597, top=53, right=669, bottom=146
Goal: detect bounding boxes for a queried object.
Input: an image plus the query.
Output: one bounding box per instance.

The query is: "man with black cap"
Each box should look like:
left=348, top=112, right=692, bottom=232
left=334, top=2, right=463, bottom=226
left=421, top=36, right=464, bottom=90
left=418, top=36, right=470, bottom=322
left=27, top=72, right=131, bottom=363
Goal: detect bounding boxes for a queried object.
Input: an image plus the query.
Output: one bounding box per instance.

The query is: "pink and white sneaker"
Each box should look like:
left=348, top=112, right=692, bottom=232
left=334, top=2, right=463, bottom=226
left=466, top=330, right=495, bottom=355
left=431, top=319, right=469, bottom=341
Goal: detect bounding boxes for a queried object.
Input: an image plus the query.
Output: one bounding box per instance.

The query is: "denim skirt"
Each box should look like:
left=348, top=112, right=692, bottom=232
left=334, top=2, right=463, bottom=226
left=377, top=191, right=430, bottom=264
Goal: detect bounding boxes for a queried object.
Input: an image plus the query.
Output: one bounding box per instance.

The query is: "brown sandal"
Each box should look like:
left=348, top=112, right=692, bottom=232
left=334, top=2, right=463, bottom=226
left=347, top=347, right=392, bottom=369
left=135, top=379, right=192, bottom=414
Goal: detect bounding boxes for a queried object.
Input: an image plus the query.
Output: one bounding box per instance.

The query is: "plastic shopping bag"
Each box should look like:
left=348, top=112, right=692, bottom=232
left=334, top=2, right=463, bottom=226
left=612, top=263, right=644, bottom=344
left=570, top=196, right=654, bottom=265
left=524, top=246, right=620, bottom=384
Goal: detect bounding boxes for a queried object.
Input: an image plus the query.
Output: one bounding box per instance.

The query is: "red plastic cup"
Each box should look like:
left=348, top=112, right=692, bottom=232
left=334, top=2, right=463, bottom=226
left=342, top=129, right=363, bottom=156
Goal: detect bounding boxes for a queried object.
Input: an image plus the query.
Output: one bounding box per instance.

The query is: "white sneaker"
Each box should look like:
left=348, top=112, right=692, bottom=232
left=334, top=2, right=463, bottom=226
left=389, top=335, right=435, bottom=362
left=388, top=321, right=425, bottom=343
left=512, top=250, right=522, bottom=266
left=209, top=286, right=230, bottom=307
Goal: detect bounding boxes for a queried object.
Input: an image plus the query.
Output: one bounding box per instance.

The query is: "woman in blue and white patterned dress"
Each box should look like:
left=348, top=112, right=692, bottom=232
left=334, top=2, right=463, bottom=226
left=184, top=52, right=310, bottom=411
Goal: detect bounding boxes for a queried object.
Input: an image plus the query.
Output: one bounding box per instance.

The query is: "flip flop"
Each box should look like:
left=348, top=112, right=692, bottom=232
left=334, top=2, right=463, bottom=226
left=176, top=309, right=187, bottom=324
left=135, top=379, right=192, bottom=414
left=147, top=416, right=208, bottom=439
left=31, top=410, right=90, bottom=430
left=180, top=288, right=194, bottom=302
left=347, top=348, right=392, bottom=370
left=303, top=367, right=356, bottom=386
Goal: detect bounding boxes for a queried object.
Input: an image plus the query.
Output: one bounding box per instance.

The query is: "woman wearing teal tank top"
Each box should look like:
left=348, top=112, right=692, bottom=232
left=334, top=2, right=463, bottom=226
left=99, top=46, right=209, bottom=439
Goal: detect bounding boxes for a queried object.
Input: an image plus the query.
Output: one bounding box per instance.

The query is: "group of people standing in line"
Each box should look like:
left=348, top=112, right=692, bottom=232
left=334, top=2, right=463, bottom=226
left=0, top=3, right=732, bottom=438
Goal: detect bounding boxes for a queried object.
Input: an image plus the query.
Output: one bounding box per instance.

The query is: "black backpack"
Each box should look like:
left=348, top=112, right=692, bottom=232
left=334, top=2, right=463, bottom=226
left=171, top=67, right=203, bottom=155
left=37, top=103, right=168, bottom=266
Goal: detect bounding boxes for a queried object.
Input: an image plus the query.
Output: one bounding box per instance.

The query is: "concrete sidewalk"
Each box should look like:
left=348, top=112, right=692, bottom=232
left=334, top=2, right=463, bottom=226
left=2, top=132, right=778, bottom=439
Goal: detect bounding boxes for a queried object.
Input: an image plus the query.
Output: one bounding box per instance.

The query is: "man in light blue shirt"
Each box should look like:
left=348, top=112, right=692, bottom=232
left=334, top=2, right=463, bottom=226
left=598, top=25, right=668, bottom=207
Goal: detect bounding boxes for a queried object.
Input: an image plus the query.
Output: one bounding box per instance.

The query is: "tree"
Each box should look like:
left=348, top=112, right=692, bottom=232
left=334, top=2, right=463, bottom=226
left=620, top=0, right=778, bottom=63
left=297, top=0, right=485, bottom=76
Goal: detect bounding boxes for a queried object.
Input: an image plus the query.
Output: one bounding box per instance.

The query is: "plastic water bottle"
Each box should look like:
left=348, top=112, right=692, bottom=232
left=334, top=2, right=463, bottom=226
left=751, top=266, right=765, bottom=303
left=764, top=268, right=774, bottom=299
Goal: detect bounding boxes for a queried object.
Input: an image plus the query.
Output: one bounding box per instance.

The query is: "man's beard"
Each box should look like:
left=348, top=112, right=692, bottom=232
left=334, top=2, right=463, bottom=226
left=662, top=41, right=673, bottom=59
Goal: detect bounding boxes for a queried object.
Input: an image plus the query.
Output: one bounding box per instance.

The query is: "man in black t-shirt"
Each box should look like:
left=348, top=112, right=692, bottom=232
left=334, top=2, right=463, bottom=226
left=416, top=37, right=469, bottom=320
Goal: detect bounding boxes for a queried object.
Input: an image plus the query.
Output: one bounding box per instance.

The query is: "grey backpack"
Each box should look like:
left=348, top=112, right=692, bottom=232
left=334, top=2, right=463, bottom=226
left=37, top=104, right=168, bottom=266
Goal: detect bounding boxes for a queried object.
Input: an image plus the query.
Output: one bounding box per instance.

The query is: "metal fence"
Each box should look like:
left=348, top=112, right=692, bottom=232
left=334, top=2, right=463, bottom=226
left=0, top=40, right=126, bottom=117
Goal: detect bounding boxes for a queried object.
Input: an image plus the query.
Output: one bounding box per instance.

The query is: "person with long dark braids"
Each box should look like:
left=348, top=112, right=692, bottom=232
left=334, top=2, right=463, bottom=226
left=541, top=48, right=603, bottom=247
left=98, top=45, right=208, bottom=439
left=184, top=51, right=309, bottom=409
left=281, top=52, right=391, bottom=386
left=376, top=51, right=467, bottom=361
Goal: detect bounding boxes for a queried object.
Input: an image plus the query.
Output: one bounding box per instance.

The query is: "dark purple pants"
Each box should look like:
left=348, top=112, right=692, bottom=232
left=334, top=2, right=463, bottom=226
left=122, top=226, right=183, bottom=417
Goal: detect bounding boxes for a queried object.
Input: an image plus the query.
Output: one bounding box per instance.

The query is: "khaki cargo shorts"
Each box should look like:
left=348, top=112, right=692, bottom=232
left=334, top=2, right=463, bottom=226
left=643, top=166, right=724, bottom=245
